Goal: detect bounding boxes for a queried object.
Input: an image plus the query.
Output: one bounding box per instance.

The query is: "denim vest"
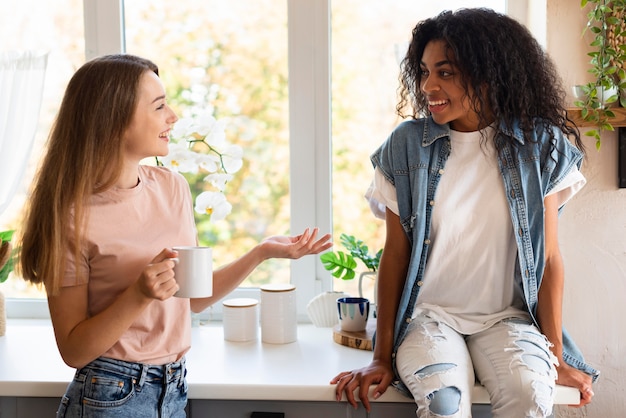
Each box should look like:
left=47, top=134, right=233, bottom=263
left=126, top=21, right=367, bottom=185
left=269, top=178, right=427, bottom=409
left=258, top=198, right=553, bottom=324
left=371, top=117, right=599, bottom=393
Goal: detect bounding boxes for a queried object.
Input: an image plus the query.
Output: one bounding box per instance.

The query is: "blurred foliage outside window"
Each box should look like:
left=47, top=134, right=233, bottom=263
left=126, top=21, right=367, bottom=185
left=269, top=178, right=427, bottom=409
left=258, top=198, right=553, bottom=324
left=0, top=0, right=505, bottom=300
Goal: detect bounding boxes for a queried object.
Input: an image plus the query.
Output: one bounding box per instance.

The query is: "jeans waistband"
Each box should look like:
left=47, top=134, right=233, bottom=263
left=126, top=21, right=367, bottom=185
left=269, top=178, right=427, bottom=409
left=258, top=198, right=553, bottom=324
left=84, top=356, right=186, bottom=388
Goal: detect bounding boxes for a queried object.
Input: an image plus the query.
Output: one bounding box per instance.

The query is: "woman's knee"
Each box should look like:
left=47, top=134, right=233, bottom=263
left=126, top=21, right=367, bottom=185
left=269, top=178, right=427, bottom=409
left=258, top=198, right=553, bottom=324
left=404, top=362, right=471, bottom=417
left=428, top=385, right=462, bottom=415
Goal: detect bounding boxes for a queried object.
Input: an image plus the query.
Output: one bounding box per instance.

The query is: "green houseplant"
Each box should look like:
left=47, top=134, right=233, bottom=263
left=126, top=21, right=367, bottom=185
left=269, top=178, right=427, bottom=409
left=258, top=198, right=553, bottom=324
left=320, top=233, right=381, bottom=281
left=0, top=230, right=14, bottom=285
left=308, top=233, right=381, bottom=327
left=0, top=230, right=15, bottom=337
left=576, top=0, right=626, bottom=150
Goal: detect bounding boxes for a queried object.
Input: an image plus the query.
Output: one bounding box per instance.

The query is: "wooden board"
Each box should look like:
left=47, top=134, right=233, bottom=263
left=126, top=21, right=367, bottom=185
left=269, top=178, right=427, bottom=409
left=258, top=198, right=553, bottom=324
left=332, top=319, right=376, bottom=351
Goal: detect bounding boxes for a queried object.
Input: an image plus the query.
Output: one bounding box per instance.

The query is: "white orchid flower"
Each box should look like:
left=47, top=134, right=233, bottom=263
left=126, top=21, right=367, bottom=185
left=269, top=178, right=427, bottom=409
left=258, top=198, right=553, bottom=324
left=220, top=144, right=244, bottom=173
left=159, top=109, right=243, bottom=222
left=171, top=117, right=196, bottom=139
left=204, top=173, right=233, bottom=191
left=162, top=143, right=199, bottom=174
left=204, top=119, right=227, bottom=147
left=192, top=114, right=218, bottom=136
left=195, top=153, right=220, bottom=173
left=187, top=115, right=225, bottom=147
left=194, top=191, right=232, bottom=222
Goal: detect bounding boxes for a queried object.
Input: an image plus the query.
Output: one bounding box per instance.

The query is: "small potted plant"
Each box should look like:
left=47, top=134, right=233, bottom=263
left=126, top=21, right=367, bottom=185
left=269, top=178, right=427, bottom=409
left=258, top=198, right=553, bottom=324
left=0, top=230, right=15, bottom=336
left=320, top=233, right=381, bottom=281
left=307, top=234, right=382, bottom=328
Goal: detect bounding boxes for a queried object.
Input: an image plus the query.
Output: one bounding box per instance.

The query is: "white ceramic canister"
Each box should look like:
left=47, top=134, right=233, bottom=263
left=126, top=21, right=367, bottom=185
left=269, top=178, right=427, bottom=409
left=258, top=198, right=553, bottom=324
left=260, top=283, right=297, bottom=344
left=222, top=298, right=259, bottom=342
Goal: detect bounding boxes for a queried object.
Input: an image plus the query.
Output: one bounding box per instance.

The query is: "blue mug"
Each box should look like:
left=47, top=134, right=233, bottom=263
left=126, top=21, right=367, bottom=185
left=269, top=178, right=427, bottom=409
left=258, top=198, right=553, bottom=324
left=337, top=297, right=370, bottom=332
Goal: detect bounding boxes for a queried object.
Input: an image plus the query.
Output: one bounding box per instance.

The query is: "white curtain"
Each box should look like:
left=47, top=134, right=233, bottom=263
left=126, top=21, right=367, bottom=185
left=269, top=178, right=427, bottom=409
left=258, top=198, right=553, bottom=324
left=0, top=51, right=48, bottom=216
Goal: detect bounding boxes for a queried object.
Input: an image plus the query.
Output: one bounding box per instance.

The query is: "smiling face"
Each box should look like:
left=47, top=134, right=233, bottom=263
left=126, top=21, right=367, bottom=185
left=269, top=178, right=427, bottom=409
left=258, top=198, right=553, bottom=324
left=122, top=71, right=178, bottom=163
left=419, top=40, right=482, bottom=132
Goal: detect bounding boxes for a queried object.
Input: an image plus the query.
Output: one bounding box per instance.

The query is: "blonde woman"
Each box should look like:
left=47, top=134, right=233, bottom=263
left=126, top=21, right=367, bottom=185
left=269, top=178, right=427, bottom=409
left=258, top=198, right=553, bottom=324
left=19, top=54, right=331, bottom=417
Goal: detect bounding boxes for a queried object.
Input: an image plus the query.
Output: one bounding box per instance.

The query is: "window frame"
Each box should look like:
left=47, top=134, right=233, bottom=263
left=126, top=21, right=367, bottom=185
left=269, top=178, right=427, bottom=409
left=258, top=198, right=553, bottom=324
left=8, top=0, right=538, bottom=319
left=9, top=0, right=333, bottom=320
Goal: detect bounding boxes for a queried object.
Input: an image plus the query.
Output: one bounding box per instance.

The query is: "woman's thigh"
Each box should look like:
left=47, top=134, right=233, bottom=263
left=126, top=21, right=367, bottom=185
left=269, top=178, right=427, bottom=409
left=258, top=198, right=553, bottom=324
left=467, top=319, right=557, bottom=418
left=396, top=317, right=475, bottom=417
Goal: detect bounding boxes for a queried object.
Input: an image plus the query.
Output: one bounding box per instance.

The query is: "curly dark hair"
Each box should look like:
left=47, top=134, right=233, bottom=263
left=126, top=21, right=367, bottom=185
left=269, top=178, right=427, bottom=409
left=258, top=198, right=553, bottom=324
left=397, top=8, right=583, bottom=152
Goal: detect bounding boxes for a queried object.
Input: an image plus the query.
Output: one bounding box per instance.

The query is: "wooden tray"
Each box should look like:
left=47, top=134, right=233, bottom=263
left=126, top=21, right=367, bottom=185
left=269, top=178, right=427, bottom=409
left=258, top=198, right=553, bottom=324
left=332, top=319, right=376, bottom=351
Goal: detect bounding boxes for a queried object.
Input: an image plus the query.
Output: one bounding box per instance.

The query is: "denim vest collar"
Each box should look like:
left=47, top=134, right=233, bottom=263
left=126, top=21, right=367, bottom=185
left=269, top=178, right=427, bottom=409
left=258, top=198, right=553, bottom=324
left=421, top=116, right=526, bottom=146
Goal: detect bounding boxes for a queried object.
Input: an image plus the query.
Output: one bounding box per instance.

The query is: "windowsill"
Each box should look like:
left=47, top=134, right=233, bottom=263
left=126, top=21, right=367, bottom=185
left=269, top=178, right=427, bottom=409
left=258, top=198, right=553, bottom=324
left=0, top=319, right=580, bottom=404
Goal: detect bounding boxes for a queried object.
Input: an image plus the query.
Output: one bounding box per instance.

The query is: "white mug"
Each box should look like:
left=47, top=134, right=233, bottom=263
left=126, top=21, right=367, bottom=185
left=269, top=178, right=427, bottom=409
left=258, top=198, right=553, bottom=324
left=172, top=246, right=213, bottom=298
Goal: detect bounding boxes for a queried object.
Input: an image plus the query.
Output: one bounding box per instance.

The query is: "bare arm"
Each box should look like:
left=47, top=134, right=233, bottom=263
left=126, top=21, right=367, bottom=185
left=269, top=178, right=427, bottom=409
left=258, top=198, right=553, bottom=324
left=189, top=227, right=332, bottom=312
left=332, top=209, right=410, bottom=411
left=538, top=194, right=593, bottom=406
left=48, top=248, right=179, bottom=369
left=49, top=229, right=330, bottom=368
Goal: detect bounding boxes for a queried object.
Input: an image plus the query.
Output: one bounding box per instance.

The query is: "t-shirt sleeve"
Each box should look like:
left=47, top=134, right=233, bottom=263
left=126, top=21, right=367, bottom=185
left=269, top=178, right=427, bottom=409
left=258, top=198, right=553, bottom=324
left=365, top=167, right=399, bottom=219
left=546, top=165, right=586, bottom=207
left=62, top=233, right=90, bottom=287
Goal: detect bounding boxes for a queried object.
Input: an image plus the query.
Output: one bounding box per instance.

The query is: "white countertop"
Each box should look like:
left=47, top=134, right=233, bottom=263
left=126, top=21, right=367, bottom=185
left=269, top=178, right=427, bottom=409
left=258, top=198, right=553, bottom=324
left=0, top=319, right=579, bottom=405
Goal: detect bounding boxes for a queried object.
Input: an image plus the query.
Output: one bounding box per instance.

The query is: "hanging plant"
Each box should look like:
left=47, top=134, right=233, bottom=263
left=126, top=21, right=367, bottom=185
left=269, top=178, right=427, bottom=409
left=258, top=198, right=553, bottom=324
left=576, top=0, right=626, bottom=150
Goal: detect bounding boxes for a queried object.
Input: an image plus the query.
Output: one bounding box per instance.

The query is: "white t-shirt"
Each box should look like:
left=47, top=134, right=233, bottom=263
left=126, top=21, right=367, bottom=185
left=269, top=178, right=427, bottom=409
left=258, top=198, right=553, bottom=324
left=369, top=128, right=586, bottom=334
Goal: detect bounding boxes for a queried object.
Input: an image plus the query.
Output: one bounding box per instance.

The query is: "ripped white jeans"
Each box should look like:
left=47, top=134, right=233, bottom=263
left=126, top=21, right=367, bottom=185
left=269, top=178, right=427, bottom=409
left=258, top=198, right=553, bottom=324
left=396, top=317, right=557, bottom=418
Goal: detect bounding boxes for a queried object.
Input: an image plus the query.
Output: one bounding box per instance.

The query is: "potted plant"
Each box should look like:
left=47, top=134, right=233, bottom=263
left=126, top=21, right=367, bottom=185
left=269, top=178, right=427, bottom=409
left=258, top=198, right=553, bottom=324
left=0, top=230, right=15, bottom=337
left=307, top=234, right=382, bottom=328
left=576, top=0, right=626, bottom=150
left=320, top=233, right=381, bottom=281
left=322, top=233, right=382, bottom=309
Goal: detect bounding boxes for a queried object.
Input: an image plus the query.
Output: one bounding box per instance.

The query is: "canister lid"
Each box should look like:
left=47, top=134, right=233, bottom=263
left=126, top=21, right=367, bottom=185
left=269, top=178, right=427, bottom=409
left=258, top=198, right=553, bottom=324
left=222, top=298, right=259, bottom=308
left=259, top=283, right=296, bottom=292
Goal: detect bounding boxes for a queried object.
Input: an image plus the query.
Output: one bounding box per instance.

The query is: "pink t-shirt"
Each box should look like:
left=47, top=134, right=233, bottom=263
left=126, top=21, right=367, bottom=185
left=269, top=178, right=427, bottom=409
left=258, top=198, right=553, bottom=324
left=63, top=165, right=197, bottom=364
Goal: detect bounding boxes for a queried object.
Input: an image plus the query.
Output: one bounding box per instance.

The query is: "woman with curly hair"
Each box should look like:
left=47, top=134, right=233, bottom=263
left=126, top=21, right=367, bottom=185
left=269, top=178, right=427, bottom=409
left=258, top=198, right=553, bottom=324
left=18, top=54, right=332, bottom=417
left=332, top=8, right=598, bottom=417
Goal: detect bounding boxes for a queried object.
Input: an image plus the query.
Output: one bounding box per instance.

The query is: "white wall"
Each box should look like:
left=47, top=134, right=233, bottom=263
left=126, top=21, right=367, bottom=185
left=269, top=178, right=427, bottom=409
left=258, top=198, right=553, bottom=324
left=547, top=1, right=626, bottom=416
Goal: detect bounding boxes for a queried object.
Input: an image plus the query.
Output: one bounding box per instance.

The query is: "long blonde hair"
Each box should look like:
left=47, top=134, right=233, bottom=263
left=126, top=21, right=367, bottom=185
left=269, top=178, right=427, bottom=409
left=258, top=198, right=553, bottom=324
left=18, top=54, right=159, bottom=295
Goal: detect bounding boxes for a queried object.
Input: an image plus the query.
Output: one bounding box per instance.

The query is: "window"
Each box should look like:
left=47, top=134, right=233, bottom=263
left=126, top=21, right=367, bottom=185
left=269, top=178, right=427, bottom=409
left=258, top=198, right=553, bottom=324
left=0, top=0, right=84, bottom=308
left=124, top=0, right=292, bottom=288
left=3, top=0, right=525, bottom=319
left=329, top=0, right=507, bottom=301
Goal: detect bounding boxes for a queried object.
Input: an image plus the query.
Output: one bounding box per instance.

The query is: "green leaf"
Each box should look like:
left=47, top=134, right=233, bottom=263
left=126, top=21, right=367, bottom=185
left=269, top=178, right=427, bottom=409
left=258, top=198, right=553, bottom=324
left=320, top=251, right=357, bottom=280
left=0, top=230, right=14, bottom=242
left=0, top=254, right=14, bottom=284
left=339, top=233, right=380, bottom=271
left=1, top=230, right=16, bottom=283
left=600, top=121, right=615, bottom=131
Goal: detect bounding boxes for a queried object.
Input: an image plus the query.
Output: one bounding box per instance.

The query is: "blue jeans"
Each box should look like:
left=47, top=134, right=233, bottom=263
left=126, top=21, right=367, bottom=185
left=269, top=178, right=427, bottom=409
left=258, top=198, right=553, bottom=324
left=396, top=317, right=557, bottom=417
left=56, top=357, right=188, bottom=418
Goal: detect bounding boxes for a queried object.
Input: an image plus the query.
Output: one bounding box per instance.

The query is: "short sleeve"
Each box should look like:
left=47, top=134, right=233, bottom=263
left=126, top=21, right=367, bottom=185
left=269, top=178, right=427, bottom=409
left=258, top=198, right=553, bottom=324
left=365, top=167, right=399, bottom=219
left=546, top=165, right=586, bottom=207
